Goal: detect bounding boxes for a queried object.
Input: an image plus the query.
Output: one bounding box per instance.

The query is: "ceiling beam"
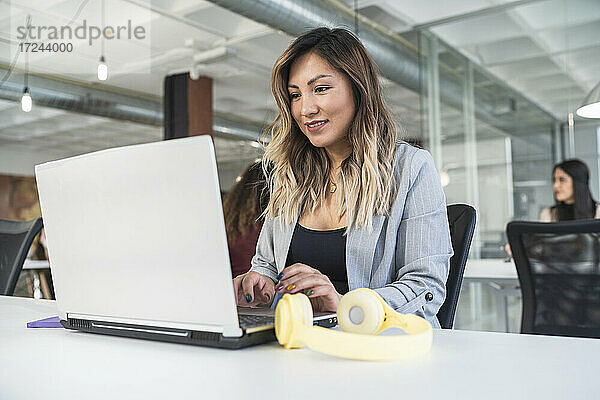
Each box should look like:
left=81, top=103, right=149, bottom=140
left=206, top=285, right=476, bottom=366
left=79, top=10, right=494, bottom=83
left=483, top=43, right=600, bottom=68
left=412, top=0, right=551, bottom=30
left=121, top=0, right=225, bottom=39
left=504, top=7, right=591, bottom=94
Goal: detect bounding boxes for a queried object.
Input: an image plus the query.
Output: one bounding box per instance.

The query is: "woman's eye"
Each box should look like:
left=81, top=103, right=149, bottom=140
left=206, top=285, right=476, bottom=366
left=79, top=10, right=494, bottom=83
left=289, top=92, right=300, bottom=100
left=315, top=86, right=330, bottom=93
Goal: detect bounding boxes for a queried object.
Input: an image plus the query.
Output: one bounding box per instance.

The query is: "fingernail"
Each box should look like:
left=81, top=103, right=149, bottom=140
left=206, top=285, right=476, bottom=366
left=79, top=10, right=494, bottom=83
left=277, top=272, right=284, bottom=280
left=246, top=294, right=252, bottom=303
left=306, top=289, right=314, bottom=296
left=286, top=284, right=296, bottom=291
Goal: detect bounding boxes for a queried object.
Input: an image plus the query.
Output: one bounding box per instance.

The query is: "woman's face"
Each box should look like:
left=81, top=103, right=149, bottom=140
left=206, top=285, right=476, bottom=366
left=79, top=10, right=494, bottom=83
left=287, top=52, right=355, bottom=156
left=553, top=167, right=575, bottom=204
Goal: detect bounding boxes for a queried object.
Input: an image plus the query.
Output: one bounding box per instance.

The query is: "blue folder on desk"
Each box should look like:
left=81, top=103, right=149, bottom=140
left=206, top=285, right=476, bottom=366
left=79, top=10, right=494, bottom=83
left=27, top=316, right=62, bottom=328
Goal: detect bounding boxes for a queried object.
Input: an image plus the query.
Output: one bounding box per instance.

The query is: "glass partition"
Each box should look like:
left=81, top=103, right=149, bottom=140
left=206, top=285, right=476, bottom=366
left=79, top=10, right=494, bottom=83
left=418, top=31, right=557, bottom=259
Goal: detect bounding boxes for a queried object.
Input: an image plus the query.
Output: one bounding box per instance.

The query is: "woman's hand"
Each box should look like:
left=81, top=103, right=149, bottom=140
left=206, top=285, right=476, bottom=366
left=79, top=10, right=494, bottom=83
left=276, top=263, right=342, bottom=312
left=504, top=243, right=513, bottom=257
left=233, top=271, right=275, bottom=307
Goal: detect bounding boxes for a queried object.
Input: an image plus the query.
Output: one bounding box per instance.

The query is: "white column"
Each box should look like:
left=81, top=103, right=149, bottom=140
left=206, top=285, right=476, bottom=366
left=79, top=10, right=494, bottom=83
left=421, top=33, right=442, bottom=170
left=463, top=61, right=480, bottom=258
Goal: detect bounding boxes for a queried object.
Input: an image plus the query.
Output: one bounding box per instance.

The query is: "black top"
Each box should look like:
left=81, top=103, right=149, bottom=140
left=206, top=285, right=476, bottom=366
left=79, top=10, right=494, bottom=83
left=285, top=223, right=349, bottom=294
left=554, top=203, right=575, bottom=221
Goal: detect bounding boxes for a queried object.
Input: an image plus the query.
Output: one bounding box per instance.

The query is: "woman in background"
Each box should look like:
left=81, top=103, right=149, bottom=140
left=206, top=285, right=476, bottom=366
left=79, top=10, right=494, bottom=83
left=505, top=159, right=600, bottom=257
left=541, top=159, right=600, bottom=222
left=222, top=161, right=270, bottom=278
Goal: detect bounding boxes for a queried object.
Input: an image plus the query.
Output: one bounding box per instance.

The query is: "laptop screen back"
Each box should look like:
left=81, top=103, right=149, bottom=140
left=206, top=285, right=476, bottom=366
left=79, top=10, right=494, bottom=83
left=35, top=136, right=239, bottom=333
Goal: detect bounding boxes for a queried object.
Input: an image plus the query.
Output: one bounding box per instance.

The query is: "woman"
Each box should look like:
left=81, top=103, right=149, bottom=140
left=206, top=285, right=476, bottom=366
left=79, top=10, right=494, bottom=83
left=505, top=159, right=600, bottom=258
left=222, top=161, right=270, bottom=278
left=232, top=27, right=452, bottom=327
left=540, top=159, right=600, bottom=222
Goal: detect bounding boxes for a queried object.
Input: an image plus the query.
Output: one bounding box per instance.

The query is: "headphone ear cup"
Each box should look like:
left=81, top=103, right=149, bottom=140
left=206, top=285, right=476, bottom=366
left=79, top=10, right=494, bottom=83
left=275, top=293, right=313, bottom=349
left=337, top=288, right=385, bottom=335
left=275, top=289, right=433, bottom=361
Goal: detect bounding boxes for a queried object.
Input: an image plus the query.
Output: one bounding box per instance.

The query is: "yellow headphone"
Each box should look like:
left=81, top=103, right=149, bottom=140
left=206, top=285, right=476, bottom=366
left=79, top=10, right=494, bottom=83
left=275, top=288, right=433, bottom=361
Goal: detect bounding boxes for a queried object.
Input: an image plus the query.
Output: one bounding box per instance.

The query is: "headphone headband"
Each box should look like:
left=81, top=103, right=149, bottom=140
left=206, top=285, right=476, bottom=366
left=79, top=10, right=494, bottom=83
left=275, top=288, right=432, bottom=361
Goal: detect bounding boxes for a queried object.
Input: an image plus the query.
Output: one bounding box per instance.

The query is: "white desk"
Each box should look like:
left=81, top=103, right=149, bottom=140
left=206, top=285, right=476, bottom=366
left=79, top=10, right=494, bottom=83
left=464, top=258, right=518, bottom=282
left=1, top=296, right=599, bottom=399
left=22, top=260, right=50, bottom=270
left=21, top=260, right=52, bottom=300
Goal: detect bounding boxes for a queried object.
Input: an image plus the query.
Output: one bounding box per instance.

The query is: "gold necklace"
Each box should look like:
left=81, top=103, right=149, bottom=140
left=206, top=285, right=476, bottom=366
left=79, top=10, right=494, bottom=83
left=329, top=181, right=337, bottom=193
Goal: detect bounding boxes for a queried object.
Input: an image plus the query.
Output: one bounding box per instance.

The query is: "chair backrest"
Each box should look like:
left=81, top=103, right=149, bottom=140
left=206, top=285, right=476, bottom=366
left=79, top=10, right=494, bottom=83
left=507, top=220, right=600, bottom=338
left=438, top=204, right=476, bottom=329
left=0, top=218, right=44, bottom=296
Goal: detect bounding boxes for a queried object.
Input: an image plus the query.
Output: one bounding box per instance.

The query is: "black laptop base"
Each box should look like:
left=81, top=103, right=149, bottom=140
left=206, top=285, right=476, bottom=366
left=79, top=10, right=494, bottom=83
left=61, top=318, right=276, bottom=349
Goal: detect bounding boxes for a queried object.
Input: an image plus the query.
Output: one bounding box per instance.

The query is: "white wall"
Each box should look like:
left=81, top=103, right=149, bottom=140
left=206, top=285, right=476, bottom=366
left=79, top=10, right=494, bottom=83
left=0, top=142, right=262, bottom=193
left=573, top=120, right=600, bottom=201
left=0, top=147, right=74, bottom=176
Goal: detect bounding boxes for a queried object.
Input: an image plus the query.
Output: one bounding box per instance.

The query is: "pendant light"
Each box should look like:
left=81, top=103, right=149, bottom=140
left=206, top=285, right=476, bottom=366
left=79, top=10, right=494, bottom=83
left=576, top=82, right=600, bottom=118
left=21, top=87, right=32, bottom=112
left=97, top=55, right=108, bottom=81
left=97, top=0, right=108, bottom=81
left=22, top=16, right=32, bottom=113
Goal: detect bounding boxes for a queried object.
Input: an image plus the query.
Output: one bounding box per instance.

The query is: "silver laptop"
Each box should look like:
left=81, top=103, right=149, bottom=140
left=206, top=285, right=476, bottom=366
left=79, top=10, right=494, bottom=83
left=35, top=136, right=336, bottom=349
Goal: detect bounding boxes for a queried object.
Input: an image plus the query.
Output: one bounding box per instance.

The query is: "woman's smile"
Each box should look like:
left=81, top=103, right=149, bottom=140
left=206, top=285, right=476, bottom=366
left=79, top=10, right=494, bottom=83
left=305, top=119, right=329, bottom=132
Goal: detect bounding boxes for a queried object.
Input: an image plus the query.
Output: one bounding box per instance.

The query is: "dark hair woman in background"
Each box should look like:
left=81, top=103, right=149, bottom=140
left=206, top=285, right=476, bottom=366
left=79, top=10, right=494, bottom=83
left=222, top=160, right=270, bottom=277
left=541, top=159, right=600, bottom=222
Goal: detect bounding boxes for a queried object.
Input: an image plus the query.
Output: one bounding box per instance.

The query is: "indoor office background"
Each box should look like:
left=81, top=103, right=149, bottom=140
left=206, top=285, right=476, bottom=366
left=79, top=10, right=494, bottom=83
left=1, top=0, right=599, bottom=333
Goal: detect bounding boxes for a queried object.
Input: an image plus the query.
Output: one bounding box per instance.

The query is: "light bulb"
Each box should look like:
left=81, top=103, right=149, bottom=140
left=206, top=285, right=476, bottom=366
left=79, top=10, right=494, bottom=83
left=21, top=88, right=32, bottom=112
left=97, top=56, right=108, bottom=81
left=576, top=82, right=600, bottom=119
left=576, top=102, right=600, bottom=119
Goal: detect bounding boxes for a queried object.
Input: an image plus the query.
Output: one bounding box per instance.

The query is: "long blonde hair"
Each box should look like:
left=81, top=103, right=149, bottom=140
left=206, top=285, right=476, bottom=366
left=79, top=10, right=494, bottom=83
left=262, top=27, right=397, bottom=232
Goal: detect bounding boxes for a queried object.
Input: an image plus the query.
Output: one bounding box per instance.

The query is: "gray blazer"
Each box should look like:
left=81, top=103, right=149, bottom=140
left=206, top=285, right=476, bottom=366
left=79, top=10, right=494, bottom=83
left=249, top=142, right=453, bottom=327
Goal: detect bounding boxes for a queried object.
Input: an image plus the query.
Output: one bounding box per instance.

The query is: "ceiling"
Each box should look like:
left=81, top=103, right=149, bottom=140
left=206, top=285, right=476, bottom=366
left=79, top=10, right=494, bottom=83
left=425, top=0, right=600, bottom=120
left=0, top=0, right=598, bottom=170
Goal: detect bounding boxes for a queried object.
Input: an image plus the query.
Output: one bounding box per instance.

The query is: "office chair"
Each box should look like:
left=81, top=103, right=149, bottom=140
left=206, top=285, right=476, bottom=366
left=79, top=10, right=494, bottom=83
left=0, top=217, right=44, bottom=296
left=437, top=204, right=476, bottom=329
left=507, top=220, right=600, bottom=338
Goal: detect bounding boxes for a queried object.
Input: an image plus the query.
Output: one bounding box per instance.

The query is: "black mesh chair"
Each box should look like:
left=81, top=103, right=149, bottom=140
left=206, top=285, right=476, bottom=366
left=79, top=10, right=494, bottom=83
left=437, top=204, right=476, bottom=329
left=0, top=218, right=44, bottom=296
left=507, top=220, right=600, bottom=338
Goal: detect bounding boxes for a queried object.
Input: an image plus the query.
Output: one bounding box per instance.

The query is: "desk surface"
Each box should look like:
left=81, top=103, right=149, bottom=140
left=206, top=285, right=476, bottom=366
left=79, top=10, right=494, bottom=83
left=2, top=296, right=599, bottom=399
left=22, top=259, right=50, bottom=270
left=464, top=258, right=518, bottom=280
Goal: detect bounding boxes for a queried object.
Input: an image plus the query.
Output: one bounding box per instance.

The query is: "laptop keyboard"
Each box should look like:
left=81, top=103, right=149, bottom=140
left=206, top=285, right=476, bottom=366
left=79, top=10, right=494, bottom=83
left=238, top=314, right=274, bottom=329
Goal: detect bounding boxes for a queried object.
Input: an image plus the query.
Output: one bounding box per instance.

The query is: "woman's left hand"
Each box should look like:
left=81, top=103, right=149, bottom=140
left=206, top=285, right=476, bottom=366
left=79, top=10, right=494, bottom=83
left=275, top=263, right=342, bottom=312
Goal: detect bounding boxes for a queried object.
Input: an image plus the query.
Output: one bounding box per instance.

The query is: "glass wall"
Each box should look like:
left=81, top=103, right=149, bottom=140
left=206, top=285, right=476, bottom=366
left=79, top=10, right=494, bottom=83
left=416, top=0, right=600, bottom=261
left=418, top=31, right=557, bottom=259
